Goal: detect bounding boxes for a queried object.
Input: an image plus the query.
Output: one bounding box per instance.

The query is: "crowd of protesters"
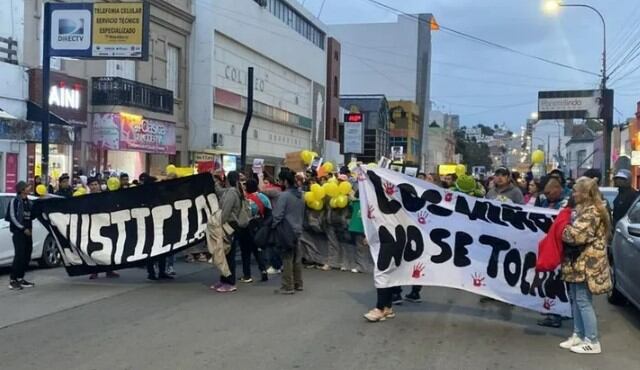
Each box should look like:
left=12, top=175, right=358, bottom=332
left=7, top=161, right=639, bottom=355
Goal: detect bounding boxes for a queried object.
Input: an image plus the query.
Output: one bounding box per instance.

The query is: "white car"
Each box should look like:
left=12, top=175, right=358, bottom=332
left=0, top=193, right=61, bottom=268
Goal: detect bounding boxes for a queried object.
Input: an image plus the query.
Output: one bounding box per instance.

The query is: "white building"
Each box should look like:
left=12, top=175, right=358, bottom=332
left=531, top=120, right=571, bottom=169
left=329, top=14, right=436, bottom=166
left=189, top=0, right=329, bottom=172
left=0, top=1, right=28, bottom=191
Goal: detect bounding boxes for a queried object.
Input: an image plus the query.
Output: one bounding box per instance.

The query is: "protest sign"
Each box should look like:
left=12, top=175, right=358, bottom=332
left=34, top=174, right=217, bottom=276
left=359, top=168, right=570, bottom=316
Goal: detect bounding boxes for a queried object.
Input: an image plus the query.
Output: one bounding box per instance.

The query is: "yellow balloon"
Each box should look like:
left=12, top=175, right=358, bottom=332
left=309, top=200, right=323, bottom=211
left=455, top=164, right=466, bottom=177
left=73, top=187, right=87, bottom=197
left=327, top=177, right=338, bottom=184
left=347, top=162, right=357, bottom=171
left=304, top=191, right=316, bottom=203
left=301, top=150, right=314, bottom=165
left=107, top=177, right=120, bottom=191
left=35, top=184, right=47, bottom=196
left=329, top=197, right=339, bottom=209
left=532, top=150, right=545, bottom=164
left=367, top=163, right=378, bottom=170
left=338, top=181, right=352, bottom=195
left=324, top=182, right=339, bottom=197
left=166, top=164, right=177, bottom=175
left=335, top=194, right=349, bottom=208
left=311, top=183, right=325, bottom=200
left=322, top=162, right=334, bottom=173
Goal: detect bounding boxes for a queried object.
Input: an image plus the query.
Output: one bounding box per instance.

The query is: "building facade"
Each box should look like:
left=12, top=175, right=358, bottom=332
left=340, top=95, right=390, bottom=165
left=330, top=14, right=436, bottom=167
left=189, top=0, right=330, bottom=174
left=2, top=0, right=194, bottom=183
left=388, top=100, right=420, bottom=165
left=424, top=122, right=455, bottom=173
left=565, top=125, right=601, bottom=178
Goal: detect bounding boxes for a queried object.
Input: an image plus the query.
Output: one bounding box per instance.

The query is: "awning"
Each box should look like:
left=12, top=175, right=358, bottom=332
left=26, top=101, right=69, bottom=126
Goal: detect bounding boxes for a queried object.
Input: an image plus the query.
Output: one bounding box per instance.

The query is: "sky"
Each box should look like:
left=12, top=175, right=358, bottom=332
left=299, top=0, right=640, bottom=131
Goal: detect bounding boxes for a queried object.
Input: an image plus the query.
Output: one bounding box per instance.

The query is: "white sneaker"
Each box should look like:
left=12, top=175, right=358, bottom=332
left=266, top=267, right=280, bottom=275
left=559, top=333, right=583, bottom=349
left=570, top=338, right=601, bottom=354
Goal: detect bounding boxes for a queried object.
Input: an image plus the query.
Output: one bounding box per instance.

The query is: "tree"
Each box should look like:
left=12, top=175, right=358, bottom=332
left=477, top=124, right=495, bottom=137
left=454, top=129, right=493, bottom=169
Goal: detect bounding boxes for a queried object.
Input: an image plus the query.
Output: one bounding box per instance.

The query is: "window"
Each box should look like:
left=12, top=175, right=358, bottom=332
left=628, top=201, right=640, bottom=224
left=166, top=45, right=180, bottom=97
left=577, top=150, right=587, bottom=168
left=333, top=76, right=338, bottom=98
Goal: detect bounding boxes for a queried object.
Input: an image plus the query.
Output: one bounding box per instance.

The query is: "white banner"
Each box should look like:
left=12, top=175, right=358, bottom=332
left=359, top=168, right=570, bottom=316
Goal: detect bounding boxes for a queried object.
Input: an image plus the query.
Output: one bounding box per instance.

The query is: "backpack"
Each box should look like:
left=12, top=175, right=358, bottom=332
left=236, top=198, right=251, bottom=229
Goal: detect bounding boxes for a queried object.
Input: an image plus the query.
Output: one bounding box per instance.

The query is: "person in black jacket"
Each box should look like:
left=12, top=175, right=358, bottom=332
left=55, top=174, right=73, bottom=198
left=8, top=181, right=35, bottom=290
left=612, top=169, right=638, bottom=228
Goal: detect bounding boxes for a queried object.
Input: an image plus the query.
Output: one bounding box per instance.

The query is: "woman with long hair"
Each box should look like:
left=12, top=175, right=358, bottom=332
left=559, top=177, right=612, bottom=354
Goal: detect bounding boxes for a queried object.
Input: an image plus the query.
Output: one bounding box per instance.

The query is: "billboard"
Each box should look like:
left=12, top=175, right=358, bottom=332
left=93, top=113, right=176, bottom=154
left=537, top=90, right=612, bottom=120
left=48, top=2, right=149, bottom=60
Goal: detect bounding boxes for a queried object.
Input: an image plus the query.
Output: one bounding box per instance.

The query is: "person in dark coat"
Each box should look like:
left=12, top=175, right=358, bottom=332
left=7, top=182, right=35, bottom=290
left=612, top=169, right=638, bottom=228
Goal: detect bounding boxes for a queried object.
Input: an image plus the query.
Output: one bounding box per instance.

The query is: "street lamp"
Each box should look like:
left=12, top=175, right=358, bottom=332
left=543, top=0, right=611, bottom=180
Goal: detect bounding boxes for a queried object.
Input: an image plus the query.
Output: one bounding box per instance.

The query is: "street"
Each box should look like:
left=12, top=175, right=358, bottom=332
left=1, top=262, right=639, bottom=370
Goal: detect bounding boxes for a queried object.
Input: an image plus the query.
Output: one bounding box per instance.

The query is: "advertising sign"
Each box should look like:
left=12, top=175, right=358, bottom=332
left=5, top=153, right=18, bottom=193
left=537, top=90, right=610, bottom=120
left=344, top=113, right=363, bottom=154
left=28, top=69, right=88, bottom=125
left=48, top=2, right=149, bottom=60
left=93, top=113, right=176, bottom=154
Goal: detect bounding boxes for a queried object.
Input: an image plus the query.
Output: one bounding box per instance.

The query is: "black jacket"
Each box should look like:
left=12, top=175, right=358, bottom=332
left=55, top=187, right=73, bottom=198
left=8, top=196, right=32, bottom=234
left=613, top=187, right=639, bottom=227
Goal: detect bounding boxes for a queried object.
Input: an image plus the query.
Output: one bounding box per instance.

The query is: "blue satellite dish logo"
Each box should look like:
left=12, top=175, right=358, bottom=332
left=58, top=19, right=84, bottom=35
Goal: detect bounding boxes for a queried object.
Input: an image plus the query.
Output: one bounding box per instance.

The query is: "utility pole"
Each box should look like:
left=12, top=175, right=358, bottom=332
left=240, top=67, right=254, bottom=173
left=41, top=2, right=52, bottom=185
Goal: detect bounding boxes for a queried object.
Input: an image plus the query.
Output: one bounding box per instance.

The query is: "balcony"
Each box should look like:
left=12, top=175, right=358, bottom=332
left=92, top=77, right=173, bottom=115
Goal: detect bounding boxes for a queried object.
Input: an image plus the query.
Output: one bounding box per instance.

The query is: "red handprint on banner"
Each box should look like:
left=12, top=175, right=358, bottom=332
left=416, top=211, right=428, bottom=225
left=367, top=205, right=375, bottom=220
left=412, top=263, right=425, bottom=279
left=471, top=273, right=486, bottom=287
left=543, top=298, right=555, bottom=311
left=383, top=181, right=396, bottom=196
left=444, top=192, right=454, bottom=202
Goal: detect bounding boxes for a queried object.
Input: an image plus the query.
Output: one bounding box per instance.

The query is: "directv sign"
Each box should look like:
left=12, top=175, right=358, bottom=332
left=537, top=89, right=613, bottom=120
left=47, top=2, right=149, bottom=60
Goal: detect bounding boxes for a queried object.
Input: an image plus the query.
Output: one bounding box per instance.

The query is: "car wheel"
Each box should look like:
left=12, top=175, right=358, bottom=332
left=607, top=256, right=627, bottom=306
left=38, top=235, right=61, bottom=268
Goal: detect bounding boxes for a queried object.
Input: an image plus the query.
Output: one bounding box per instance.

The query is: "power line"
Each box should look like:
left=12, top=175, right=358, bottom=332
left=360, top=0, right=599, bottom=77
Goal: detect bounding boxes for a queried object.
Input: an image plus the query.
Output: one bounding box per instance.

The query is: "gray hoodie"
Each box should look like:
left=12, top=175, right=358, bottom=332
left=486, top=183, right=525, bottom=205
left=272, top=187, right=305, bottom=236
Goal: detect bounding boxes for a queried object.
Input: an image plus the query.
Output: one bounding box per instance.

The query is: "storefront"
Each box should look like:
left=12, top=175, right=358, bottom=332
left=27, top=69, right=87, bottom=179
left=92, top=112, right=176, bottom=178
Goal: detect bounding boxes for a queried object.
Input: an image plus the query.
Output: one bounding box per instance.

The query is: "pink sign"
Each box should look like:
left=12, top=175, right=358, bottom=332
left=92, top=113, right=176, bottom=154
left=5, top=153, right=18, bottom=193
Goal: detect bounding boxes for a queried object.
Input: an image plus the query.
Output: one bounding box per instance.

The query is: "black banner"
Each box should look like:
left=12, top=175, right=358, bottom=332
left=35, top=174, right=216, bottom=276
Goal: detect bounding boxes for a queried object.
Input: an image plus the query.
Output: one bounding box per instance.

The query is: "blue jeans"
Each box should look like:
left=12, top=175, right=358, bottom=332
left=569, top=282, right=598, bottom=341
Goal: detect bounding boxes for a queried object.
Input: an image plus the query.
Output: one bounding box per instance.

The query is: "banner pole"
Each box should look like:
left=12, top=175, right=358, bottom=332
left=240, top=67, right=254, bottom=173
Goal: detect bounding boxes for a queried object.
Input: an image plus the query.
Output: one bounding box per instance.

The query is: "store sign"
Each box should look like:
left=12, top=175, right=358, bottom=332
left=28, top=69, right=88, bottom=125
left=48, top=2, right=149, bottom=60
left=344, top=112, right=363, bottom=154
left=92, top=113, right=176, bottom=154
left=5, top=153, right=18, bottom=193
left=538, top=90, right=607, bottom=120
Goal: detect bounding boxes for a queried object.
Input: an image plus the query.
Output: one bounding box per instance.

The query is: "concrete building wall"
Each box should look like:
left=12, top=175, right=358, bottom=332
left=330, top=14, right=434, bottom=165
left=189, top=0, right=328, bottom=167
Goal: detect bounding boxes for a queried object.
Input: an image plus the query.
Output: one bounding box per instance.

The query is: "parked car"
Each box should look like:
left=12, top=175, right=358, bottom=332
left=609, top=197, right=640, bottom=308
left=600, top=186, right=618, bottom=209
left=0, top=194, right=61, bottom=268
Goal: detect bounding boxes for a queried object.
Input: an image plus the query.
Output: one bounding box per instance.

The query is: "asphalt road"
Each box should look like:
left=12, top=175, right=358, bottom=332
left=0, top=262, right=639, bottom=370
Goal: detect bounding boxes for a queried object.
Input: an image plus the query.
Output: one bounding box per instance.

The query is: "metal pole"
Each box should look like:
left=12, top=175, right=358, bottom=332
left=240, top=67, right=254, bottom=172
left=547, top=135, right=550, bottom=168
left=41, top=3, right=52, bottom=186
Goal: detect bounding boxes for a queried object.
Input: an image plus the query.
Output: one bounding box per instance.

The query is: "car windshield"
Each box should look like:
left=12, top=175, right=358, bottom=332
left=0, top=196, right=12, bottom=220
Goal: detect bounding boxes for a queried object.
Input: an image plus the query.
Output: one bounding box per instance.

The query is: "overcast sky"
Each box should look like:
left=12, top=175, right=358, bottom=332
left=300, top=0, right=640, bottom=131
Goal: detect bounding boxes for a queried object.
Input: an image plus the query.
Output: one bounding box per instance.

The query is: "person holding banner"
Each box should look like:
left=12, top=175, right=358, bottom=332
left=486, top=167, right=524, bottom=204
left=559, top=177, right=612, bottom=354
left=87, top=177, right=121, bottom=280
